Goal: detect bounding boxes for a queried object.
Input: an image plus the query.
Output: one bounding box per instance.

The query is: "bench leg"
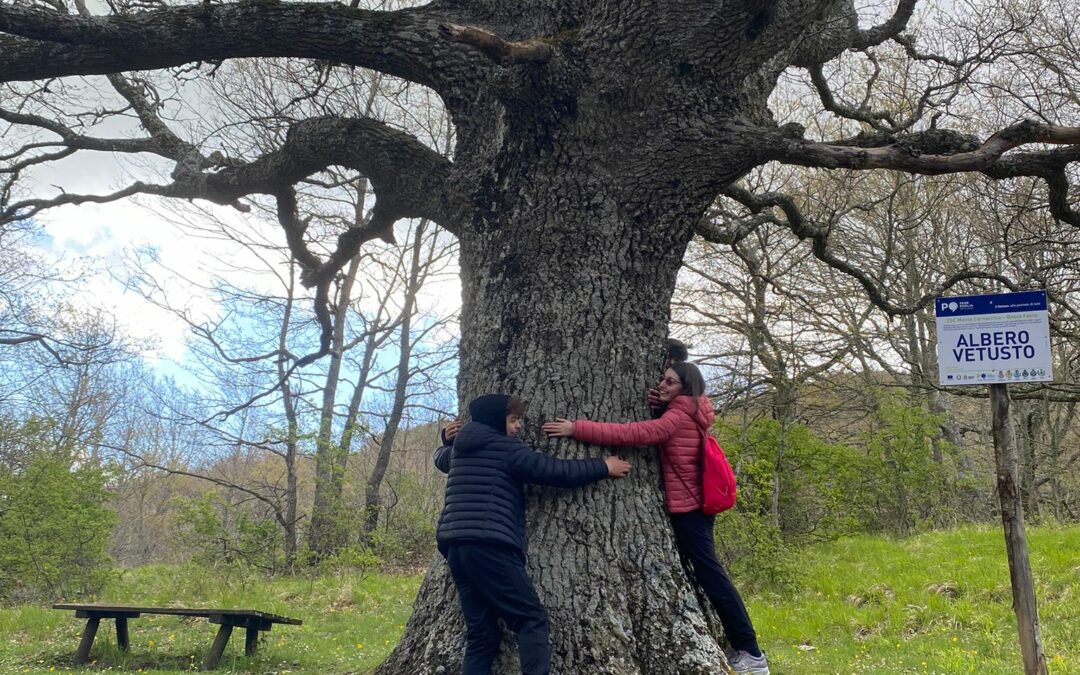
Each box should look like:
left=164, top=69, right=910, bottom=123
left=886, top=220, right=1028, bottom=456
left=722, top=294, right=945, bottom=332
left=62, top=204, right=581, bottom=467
left=116, top=617, right=130, bottom=652
left=245, top=627, right=259, bottom=656
left=204, top=624, right=233, bottom=670
left=76, top=618, right=100, bottom=665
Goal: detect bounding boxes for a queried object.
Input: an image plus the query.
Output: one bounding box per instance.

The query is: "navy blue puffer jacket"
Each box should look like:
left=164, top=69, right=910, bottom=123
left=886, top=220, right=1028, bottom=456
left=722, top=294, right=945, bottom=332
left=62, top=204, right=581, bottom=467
left=434, top=421, right=608, bottom=557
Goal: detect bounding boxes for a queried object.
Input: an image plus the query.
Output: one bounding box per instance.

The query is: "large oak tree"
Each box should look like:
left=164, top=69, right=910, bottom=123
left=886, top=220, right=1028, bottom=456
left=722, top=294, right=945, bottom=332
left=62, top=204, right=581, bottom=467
left=2, top=0, right=1079, bottom=671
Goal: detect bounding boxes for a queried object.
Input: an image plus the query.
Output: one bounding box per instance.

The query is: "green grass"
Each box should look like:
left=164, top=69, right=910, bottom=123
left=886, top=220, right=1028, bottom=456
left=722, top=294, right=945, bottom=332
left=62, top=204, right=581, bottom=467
left=2, top=525, right=1078, bottom=673
left=749, top=524, right=1080, bottom=674
left=0, top=565, right=422, bottom=674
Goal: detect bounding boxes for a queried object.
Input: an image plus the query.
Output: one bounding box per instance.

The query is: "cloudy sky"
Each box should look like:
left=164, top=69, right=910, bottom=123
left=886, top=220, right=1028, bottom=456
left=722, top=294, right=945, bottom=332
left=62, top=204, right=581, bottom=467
left=32, top=175, right=461, bottom=374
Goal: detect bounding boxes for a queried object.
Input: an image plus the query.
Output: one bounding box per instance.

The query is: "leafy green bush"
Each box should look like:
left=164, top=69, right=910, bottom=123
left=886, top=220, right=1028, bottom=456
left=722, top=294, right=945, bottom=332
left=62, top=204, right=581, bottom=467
left=714, top=508, right=800, bottom=593
left=0, top=417, right=116, bottom=603
left=713, top=395, right=988, bottom=584
left=364, top=471, right=439, bottom=568
left=859, top=397, right=957, bottom=533
left=713, top=422, right=804, bottom=591
left=718, top=418, right=864, bottom=539
left=171, top=492, right=284, bottom=573
left=318, top=544, right=383, bottom=581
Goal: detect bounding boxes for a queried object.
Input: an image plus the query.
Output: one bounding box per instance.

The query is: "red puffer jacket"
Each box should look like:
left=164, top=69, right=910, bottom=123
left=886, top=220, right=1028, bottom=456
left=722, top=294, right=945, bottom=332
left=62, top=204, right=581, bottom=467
left=571, top=395, right=714, bottom=513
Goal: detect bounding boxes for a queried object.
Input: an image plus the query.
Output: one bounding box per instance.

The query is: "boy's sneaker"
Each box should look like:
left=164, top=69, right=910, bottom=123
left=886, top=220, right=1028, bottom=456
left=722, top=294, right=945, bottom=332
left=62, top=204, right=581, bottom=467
left=726, top=649, right=769, bottom=675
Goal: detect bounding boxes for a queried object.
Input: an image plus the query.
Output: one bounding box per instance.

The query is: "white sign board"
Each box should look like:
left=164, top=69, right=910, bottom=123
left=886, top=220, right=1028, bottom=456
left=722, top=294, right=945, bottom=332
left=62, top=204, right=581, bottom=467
left=935, top=290, right=1053, bottom=386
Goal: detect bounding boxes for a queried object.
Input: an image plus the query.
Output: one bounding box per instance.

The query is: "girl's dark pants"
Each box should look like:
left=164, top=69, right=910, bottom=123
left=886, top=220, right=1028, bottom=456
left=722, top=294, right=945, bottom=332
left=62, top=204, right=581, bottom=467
left=669, top=509, right=760, bottom=654
left=447, top=544, right=550, bottom=675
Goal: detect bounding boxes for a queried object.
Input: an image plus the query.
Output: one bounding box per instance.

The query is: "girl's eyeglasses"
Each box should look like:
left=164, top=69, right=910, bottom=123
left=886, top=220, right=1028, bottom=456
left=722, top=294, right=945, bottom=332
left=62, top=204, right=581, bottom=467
left=659, top=376, right=682, bottom=387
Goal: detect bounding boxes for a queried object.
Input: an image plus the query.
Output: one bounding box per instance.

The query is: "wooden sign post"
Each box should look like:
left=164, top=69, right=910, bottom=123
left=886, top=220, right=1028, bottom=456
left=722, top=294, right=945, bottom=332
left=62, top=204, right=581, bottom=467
left=989, top=384, right=1047, bottom=675
left=936, top=291, right=1052, bottom=675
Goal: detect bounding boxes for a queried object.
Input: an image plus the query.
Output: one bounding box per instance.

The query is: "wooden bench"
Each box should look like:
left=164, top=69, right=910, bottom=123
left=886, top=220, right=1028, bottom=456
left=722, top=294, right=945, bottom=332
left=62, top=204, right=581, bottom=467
left=52, top=604, right=302, bottom=669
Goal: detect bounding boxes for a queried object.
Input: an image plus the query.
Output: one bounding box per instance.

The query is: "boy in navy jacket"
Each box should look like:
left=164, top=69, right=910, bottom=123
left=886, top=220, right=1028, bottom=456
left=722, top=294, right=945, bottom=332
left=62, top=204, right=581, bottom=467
left=434, top=394, right=630, bottom=675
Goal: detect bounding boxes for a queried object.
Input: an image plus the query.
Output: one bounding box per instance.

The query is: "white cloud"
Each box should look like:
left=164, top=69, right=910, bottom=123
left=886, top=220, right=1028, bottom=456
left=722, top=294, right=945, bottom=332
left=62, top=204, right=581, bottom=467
left=39, top=199, right=242, bottom=362
left=29, top=169, right=465, bottom=379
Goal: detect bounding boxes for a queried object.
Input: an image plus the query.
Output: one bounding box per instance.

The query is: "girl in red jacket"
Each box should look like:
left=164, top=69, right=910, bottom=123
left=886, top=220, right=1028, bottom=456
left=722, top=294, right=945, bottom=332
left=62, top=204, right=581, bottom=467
left=542, top=361, right=768, bottom=675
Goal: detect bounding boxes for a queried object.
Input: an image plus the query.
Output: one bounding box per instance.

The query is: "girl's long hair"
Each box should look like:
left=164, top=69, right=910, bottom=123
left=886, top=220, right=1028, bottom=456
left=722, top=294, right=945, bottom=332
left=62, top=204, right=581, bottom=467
left=669, top=361, right=705, bottom=398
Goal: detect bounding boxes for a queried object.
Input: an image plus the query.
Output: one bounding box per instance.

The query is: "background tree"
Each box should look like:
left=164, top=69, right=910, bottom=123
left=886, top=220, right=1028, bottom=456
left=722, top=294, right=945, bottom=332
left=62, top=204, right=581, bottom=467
left=114, top=214, right=455, bottom=570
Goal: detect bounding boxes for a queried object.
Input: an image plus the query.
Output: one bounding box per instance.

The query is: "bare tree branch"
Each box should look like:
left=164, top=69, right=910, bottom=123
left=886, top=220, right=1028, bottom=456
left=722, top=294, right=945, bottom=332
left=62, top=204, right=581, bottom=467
left=98, top=440, right=298, bottom=532
left=0, top=108, right=179, bottom=157
left=807, top=62, right=900, bottom=131
left=3, top=115, right=463, bottom=233
left=985, top=151, right=1080, bottom=227
left=694, top=210, right=777, bottom=245
left=0, top=330, right=66, bottom=364
left=851, top=0, right=918, bottom=50
left=769, top=120, right=1080, bottom=175
left=721, top=184, right=1026, bottom=316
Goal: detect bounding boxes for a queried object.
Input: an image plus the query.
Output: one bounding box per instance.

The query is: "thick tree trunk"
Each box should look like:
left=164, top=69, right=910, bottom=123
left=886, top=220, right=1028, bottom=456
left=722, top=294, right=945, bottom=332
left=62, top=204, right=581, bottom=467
left=378, top=156, right=731, bottom=672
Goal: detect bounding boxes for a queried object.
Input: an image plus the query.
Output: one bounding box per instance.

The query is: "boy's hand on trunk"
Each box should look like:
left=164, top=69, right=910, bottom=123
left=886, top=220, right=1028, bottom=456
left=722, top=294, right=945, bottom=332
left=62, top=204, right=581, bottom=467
left=605, top=456, right=631, bottom=478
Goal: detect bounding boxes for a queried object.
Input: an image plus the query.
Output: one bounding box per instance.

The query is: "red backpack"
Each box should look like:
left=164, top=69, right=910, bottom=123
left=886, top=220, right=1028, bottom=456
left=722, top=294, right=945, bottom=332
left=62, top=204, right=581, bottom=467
left=701, top=434, right=737, bottom=514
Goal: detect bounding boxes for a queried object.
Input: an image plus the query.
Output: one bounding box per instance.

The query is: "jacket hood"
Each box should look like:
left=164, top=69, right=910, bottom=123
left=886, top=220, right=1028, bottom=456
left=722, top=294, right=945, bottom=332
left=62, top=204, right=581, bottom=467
left=468, top=393, right=508, bottom=435
left=668, top=394, right=715, bottom=431
left=453, top=420, right=506, bottom=455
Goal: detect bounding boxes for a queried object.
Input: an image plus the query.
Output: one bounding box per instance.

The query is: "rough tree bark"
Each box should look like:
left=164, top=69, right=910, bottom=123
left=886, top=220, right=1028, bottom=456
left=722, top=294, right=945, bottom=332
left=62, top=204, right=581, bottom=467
left=3, top=0, right=1080, bottom=672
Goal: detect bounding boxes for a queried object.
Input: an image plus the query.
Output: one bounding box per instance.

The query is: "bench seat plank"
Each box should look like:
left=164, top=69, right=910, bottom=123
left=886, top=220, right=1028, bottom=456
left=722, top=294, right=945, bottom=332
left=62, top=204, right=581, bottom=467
left=53, top=604, right=301, bottom=624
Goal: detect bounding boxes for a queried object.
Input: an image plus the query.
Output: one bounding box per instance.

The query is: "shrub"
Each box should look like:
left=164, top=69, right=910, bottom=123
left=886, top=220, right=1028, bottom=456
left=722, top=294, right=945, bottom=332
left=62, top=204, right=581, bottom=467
left=171, top=492, right=284, bottom=573
left=0, top=417, right=116, bottom=602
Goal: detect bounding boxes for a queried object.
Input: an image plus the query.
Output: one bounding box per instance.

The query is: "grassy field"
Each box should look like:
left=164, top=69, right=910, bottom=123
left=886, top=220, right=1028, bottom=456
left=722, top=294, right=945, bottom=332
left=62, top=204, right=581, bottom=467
left=0, top=567, right=422, bottom=674
left=749, top=525, right=1080, bottom=673
left=2, top=524, right=1078, bottom=673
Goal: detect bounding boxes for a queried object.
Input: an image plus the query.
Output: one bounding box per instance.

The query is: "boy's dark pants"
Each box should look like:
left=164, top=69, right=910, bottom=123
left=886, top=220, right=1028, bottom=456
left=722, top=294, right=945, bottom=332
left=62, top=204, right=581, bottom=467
left=447, top=544, right=550, bottom=675
left=669, top=509, right=760, bottom=654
